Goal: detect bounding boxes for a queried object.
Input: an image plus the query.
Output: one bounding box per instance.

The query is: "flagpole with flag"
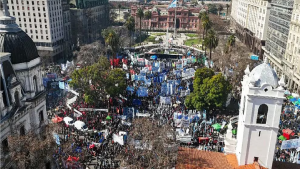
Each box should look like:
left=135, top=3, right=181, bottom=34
left=168, top=0, right=177, bottom=38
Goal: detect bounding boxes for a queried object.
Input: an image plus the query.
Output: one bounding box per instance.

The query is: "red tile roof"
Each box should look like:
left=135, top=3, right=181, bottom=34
left=177, top=148, right=269, bottom=169
left=176, top=147, right=233, bottom=169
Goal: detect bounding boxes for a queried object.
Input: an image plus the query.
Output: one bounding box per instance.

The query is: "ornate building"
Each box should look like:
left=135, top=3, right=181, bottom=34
left=0, top=1, right=47, bottom=167
left=131, top=5, right=201, bottom=32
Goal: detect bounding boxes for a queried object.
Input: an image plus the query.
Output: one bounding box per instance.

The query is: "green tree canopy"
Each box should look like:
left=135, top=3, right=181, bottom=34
left=101, top=28, right=120, bottom=56
left=69, top=57, right=126, bottom=105
left=185, top=68, right=231, bottom=110
left=105, top=68, right=126, bottom=97
left=207, top=4, right=218, bottom=14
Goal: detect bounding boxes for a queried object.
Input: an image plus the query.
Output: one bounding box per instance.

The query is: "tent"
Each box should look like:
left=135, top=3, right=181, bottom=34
left=283, top=129, right=295, bottom=140
left=212, top=123, right=222, bottom=130
left=106, top=115, right=112, bottom=120
left=52, top=115, right=63, bottom=123
left=150, top=55, right=158, bottom=60
left=278, top=135, right=287, bottom=141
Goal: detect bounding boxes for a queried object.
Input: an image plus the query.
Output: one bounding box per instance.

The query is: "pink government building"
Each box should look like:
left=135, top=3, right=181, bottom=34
left=131, top=5, right=204, bottom=32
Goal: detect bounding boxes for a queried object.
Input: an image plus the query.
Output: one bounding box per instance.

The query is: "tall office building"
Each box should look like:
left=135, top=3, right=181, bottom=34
left=230, top=0, right=270, bottom=58
left=7, top=0, right=64, bottom=62
left=284, top=0, right=300, bottom=93
left=62, top=0, right=72, bottom=60
left=70, top=0, right=109, bottom=46
left=262, top=0, right=294, bottom=86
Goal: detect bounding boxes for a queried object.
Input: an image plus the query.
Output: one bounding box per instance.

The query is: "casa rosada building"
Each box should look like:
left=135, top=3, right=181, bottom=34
left=130, top=5, right=202, bottom=32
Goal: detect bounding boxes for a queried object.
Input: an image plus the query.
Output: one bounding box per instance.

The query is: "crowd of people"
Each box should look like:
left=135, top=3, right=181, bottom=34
left=46, top=46, right=300, bottom=168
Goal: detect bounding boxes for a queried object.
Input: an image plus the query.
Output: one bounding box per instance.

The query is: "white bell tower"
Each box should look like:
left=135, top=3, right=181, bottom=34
left=235, top=58, right=285, bottom=169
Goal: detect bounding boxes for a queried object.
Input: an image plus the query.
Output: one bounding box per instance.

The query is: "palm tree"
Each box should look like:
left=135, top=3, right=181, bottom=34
left=118, top=4, right=122, bottom=23
left=203, top=29, right=219, bottom=68
left=227, top=35, right=235, bottom=48
left=225, top=4, right=230, bottom=19
left=125, top=16, right=135, bottom=47
left=102, top=29, right=120, bottom=64
left=144, top=11, right=152, bottom=34
left=217, top=4, right=223, bottom=16
left=201, top=17, right=211, bottom=53
left=136, top=8, right=144, bottom=45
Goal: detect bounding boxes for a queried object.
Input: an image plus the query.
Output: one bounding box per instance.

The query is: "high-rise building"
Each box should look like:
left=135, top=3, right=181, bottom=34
left=62, top=0, right=73, bottom=60
left=262, top=0, right=294, bottom=88
left=284, top=0, right=300, bottom=93
left=7, top=0, right=65, bottom=62
left=69, top=0, right=109, bottom=46
left=230, top=0, right=270, bottom=58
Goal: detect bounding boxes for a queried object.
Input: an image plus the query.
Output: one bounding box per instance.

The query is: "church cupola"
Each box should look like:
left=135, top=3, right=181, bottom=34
left=235, top=58, right=285, bottom=169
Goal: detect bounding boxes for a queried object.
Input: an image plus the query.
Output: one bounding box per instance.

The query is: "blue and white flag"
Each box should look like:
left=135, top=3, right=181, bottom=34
left=168, top=0, right=177, bottom=8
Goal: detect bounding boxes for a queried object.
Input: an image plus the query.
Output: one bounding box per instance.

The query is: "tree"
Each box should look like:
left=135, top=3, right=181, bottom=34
left=105, top=68, right=126, bottom=97
left=101, top=28, right=120, bottom=58
left=201, top=0, right=205, bottom=6
left=208, top=14, right=229, bottom=32
left=203, top=29, right=219, bottom=68
left=225, top=35, right=236, bottom=53
left=144, top=10, right=152, bottom=34
left=118, top=4, right=122, bottom=23
left=73, top=41, right=105, bottom=66
left=118, top=118, right=177, bottom=168
left=123, top=12, right=130, bottom=20
left=110, top=10, right=117, bottom=25
left=185, top=68, right=231, bottom=110
left=2, top=125, right=57, bottom=169
left=207, top=4, right=218, bottom=14
left=136, top=8, right=144, bottom=45
left=125, top=16, right=135, bottom=47
left=226, top=4, right=230, bottom=19
left=217, top=4, right=224, bottom=16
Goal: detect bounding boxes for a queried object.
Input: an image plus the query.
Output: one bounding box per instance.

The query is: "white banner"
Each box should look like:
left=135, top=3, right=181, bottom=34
left=78, top=108, right=108, bottom=112
left=113, top=134, right=124, bottom=145
left=281, top=138, right=300, bottom=150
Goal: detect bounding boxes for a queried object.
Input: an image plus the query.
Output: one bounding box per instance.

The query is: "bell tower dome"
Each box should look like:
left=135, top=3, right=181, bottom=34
left=235, top=58, right=285, bottom=169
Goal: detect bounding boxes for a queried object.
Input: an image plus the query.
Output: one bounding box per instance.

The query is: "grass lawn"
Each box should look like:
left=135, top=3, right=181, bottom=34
left=151, top=33, right=165, bottom=36
left=185, top=33, right=198, bottom=38
left=184, top=38, right=202, bottom=47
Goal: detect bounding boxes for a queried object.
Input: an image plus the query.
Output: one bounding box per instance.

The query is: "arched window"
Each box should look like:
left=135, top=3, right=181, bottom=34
left=33, top=75, right=38, bottom=93
left=14, top=91, right=20, bottom=107
left=257, top=104, right=268, bottom=124
left=20, top=126, right=25, bottom=136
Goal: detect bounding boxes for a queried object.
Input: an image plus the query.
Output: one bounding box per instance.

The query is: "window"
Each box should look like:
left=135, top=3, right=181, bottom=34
left=2, top=138, right=9, bottom=154
left=256, top=104, right=268, bottom=124
left=39, top=110, right=44, bottom=123
left=20, top=126, right=25, bottom=136
left=14, top=91, right=20, bottom=107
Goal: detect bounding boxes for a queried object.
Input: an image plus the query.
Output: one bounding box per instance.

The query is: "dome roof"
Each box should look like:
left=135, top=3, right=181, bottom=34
left=248, top=60, right=279, bottom=88
left=0, top=2, right=39, bottom=64
left=0, top=31, right=39, bottom=64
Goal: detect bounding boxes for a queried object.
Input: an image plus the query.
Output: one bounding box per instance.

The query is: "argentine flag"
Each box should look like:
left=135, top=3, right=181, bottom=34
left=168, top=0, right=177, bottom=8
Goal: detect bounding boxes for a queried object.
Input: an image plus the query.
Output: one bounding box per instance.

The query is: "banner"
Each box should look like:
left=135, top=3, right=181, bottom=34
left=281, top=138, right=300, bottom=150
left=113, top=134, right=124, bottom=145
left=59, top=81, right=65, bottom=90
left=160, top=96, right=171, bottom=104
left=47, top=73, right=57, bottom=80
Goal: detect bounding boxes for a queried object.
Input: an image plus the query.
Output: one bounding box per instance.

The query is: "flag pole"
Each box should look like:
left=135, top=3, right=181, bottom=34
left=174, top=3, right=176, bottom=38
